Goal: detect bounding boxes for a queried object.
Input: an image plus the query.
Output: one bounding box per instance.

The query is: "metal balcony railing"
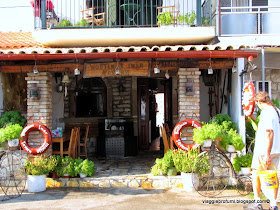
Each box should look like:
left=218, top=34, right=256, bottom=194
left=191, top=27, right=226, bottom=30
left=32, top=0, right=199, bottom=29
left=214, top=5, right=280, bottom=35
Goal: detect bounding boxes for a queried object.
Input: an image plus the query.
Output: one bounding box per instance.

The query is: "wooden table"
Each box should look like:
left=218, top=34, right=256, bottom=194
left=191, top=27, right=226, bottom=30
left=52, top=137, right=67, bottom=157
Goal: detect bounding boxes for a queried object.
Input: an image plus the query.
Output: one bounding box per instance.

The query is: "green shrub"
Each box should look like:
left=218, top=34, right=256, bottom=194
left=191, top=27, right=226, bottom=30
left=0, top=110, right=26, bottom=128
left=150, top=149, right=175, bottom=175
left=0, top=124, right=23, bottom=144
left=233, top=153, right=253, bottom=172
left=25, top=155, right=58, bottom=175
left=57, top=19, right=73, bottom=27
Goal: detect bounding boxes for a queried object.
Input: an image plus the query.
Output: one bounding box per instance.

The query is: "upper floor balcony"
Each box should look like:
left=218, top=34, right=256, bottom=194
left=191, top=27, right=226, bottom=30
left=33, top=0, right=202, bottom=29
left=32, top=0, right=280, bottom=36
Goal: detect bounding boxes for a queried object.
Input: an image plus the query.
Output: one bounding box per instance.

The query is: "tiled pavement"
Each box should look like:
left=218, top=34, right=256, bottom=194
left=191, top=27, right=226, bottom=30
left=46, top=151, right=185, bottom=189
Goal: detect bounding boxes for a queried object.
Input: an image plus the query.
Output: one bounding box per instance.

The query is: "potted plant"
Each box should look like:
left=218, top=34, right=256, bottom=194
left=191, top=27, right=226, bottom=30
left=172, top=148, right=208, bottom=191
left=150, top=149, right=177, bottom=176
left=0, top=110, right=27, bottom=128
left=233, top=153, right=253, bottom=175
left=75, top=19, right=89, bottom=27
left=55, top=156, right=75, bottom=177
left=25, top=155, right=57, bottom=192
left=178, top=11, right=196, bottom=25
left=0, top=124, right=23, bottom=149
left=157, top=12, right=173, bottom=26
left=75, top=158, right=96, bottom=178
left=193, top=122, right=223, bottom=147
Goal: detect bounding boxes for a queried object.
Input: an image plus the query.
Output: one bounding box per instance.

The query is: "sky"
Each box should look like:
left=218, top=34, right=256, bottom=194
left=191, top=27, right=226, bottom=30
left=0, top=0, right=34, bottom=32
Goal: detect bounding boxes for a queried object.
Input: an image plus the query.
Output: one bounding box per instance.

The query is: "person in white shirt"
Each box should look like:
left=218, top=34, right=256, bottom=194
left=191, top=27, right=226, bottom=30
left=245, top=91, right=280, bottom=210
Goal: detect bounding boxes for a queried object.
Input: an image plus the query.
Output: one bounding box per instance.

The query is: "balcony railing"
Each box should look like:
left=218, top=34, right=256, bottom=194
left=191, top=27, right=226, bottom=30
left=32, top=0, right=199, bottom=29
left=214, top=5, right=280, bottom=35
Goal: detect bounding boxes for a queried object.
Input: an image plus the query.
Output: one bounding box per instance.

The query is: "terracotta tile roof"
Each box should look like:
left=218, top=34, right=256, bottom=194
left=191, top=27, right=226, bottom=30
left=0, top=32, right=44, bottom=50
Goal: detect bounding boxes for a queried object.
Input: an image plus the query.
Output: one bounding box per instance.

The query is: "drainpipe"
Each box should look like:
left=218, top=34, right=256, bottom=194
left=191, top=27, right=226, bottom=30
left=196, top=0, right=202, bottom=26
left=261, top=48, right=265, bottom=91
left=41, top=0, right=46, bottom=29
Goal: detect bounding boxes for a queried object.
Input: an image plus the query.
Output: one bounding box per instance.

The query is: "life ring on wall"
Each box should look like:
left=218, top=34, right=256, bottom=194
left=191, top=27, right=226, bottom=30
left=20, top=122, right=52, bottom=155
left=242, top=81, right=256, bottom=117
left=172, top=119, right=202, bottom=151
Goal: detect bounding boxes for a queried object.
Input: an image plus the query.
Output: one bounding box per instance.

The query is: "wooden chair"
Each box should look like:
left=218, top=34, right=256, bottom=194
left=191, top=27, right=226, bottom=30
left=78, top=124, right=89, bottom=159
left=52, top=127, right=80, bottom=159
left=164, top=123, right=176, bottom=150
left=157, top=5, right=179, bottom=25
left=160, top=125, right=170, bottom=153
left=80, top=8, right=105, bottom=26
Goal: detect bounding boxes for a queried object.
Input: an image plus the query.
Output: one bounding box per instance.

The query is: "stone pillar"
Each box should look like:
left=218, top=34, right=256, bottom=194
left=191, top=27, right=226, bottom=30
left=177, top=68, right=201, bottom=141
left=25, top=72, right=53, bottom=155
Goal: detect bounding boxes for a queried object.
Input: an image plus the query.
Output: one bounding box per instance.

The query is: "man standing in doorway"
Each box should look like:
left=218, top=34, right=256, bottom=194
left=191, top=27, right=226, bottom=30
left=245, top=91, right=280, bottom=210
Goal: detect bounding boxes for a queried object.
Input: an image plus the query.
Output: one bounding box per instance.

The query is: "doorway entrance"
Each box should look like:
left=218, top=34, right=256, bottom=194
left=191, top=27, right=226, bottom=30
left=137, top=78, right=172, bottom=151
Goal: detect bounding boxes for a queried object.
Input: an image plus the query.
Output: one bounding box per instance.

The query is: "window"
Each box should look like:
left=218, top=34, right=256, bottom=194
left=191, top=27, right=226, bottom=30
left=254, top=80, right=271, bottom=98
left=76, top=78, right=107, bottom=117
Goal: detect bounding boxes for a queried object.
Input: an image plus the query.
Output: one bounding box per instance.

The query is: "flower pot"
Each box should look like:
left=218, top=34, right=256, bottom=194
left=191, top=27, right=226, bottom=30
left=8, top=138, right=19, bottom=149
left=203, top=139, right=212, bottom=148
left=167, top=167, right=177, bottom=176
left=27, top=174, right=46, bottom=193
left=226, top=145, right=236, bottom=153
left=62, top=174, right=70, bottom=178
left=79, top=173, right=86, bottom=178
left=241, top=167, right=251, bottom=176
left=181, top=172, right=199, bottom=192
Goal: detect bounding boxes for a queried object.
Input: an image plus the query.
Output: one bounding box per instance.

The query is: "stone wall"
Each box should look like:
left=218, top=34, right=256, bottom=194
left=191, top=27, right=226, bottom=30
left=108, top=77, right=132, bottom=118
left=177, top=68, right=201, bottom=141
left=25, top=72, right=53, bottom=155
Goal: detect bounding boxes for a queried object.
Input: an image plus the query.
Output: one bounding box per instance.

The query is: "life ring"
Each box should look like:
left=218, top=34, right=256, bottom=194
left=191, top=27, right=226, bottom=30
left=20, top=122, right=52, bottom=155
left=242, top=81, right=256, bottom=117
left=172, top=119, right=202, bottom=151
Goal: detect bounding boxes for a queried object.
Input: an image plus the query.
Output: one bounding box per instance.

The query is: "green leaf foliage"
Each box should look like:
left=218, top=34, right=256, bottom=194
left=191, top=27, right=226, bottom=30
left=157, top=12, right=173, bottom=26
left=57, top=19, right=73, bottom=27
left=75, top=158, right=96, bottom=177
left=55, top=156, right=75, bottom=177
left=233, top=153, right=253, bottom=172
left=150, top=149, right=175, bottom=175
left=172, top=148, right=207, bottom=174
left=75, top=19, right=89, bottom=27
left=0, top=111, right=26, bottom=128
left=25, top=155, right=58, bottom=175
left=0, top=124, right=23, bottom=144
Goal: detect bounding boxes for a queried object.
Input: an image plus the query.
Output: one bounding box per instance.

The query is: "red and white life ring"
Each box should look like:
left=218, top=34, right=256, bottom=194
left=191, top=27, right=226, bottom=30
left=242, top=81, right=256, bottom=117
left=20, top=122, right=52, bottom=155
left=172, top=119, right=202, bottom=151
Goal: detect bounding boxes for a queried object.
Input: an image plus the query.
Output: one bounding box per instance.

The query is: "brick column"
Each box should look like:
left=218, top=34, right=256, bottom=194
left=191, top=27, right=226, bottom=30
left=25, top=72, right=53, bottom=155
left=177, top=68, right=201, bottom=141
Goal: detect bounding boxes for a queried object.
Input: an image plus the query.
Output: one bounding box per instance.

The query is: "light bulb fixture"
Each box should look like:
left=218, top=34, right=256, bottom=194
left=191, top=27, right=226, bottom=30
left=154, top=65, right=160, bottom=74
left=232, top=58, right=237, bottom=73
left=115, top=59, right=120, bottom=75
left=62, top=74, right=70, bottom=84
left=165, top=71, right=170, bottom=79
left=33, top=60, right=39, bottom=74
left=208, top=58, right=213, bottom=74
left=74, top=68, right=80, bottom=76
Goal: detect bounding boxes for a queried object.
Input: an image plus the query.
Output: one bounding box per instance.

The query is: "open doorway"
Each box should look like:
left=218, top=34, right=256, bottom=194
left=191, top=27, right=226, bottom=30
left=137, top=78, right=172, bottom=151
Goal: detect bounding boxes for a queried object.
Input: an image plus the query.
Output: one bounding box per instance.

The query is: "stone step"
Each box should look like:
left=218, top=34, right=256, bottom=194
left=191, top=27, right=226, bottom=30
left=46, top=175, right=184, bottom=189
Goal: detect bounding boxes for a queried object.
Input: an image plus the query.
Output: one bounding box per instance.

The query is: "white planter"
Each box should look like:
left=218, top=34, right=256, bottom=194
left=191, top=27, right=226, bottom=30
left=79, top=173, right=86, bottom=178
left=181, top=172, right=199, bottom=192
left=226, top=145, right=236, bottom=153
left=241, top=167, right=251, bottom=176
left=8, top=138, right=19, bottom=147
left=27, top=175, right=46, bottom=193
left=203, top=139, right=212, bottom=148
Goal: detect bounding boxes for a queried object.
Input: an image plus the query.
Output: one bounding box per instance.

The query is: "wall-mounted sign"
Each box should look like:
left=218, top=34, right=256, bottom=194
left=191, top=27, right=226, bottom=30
left=84, top=61, right=149, bottom=77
